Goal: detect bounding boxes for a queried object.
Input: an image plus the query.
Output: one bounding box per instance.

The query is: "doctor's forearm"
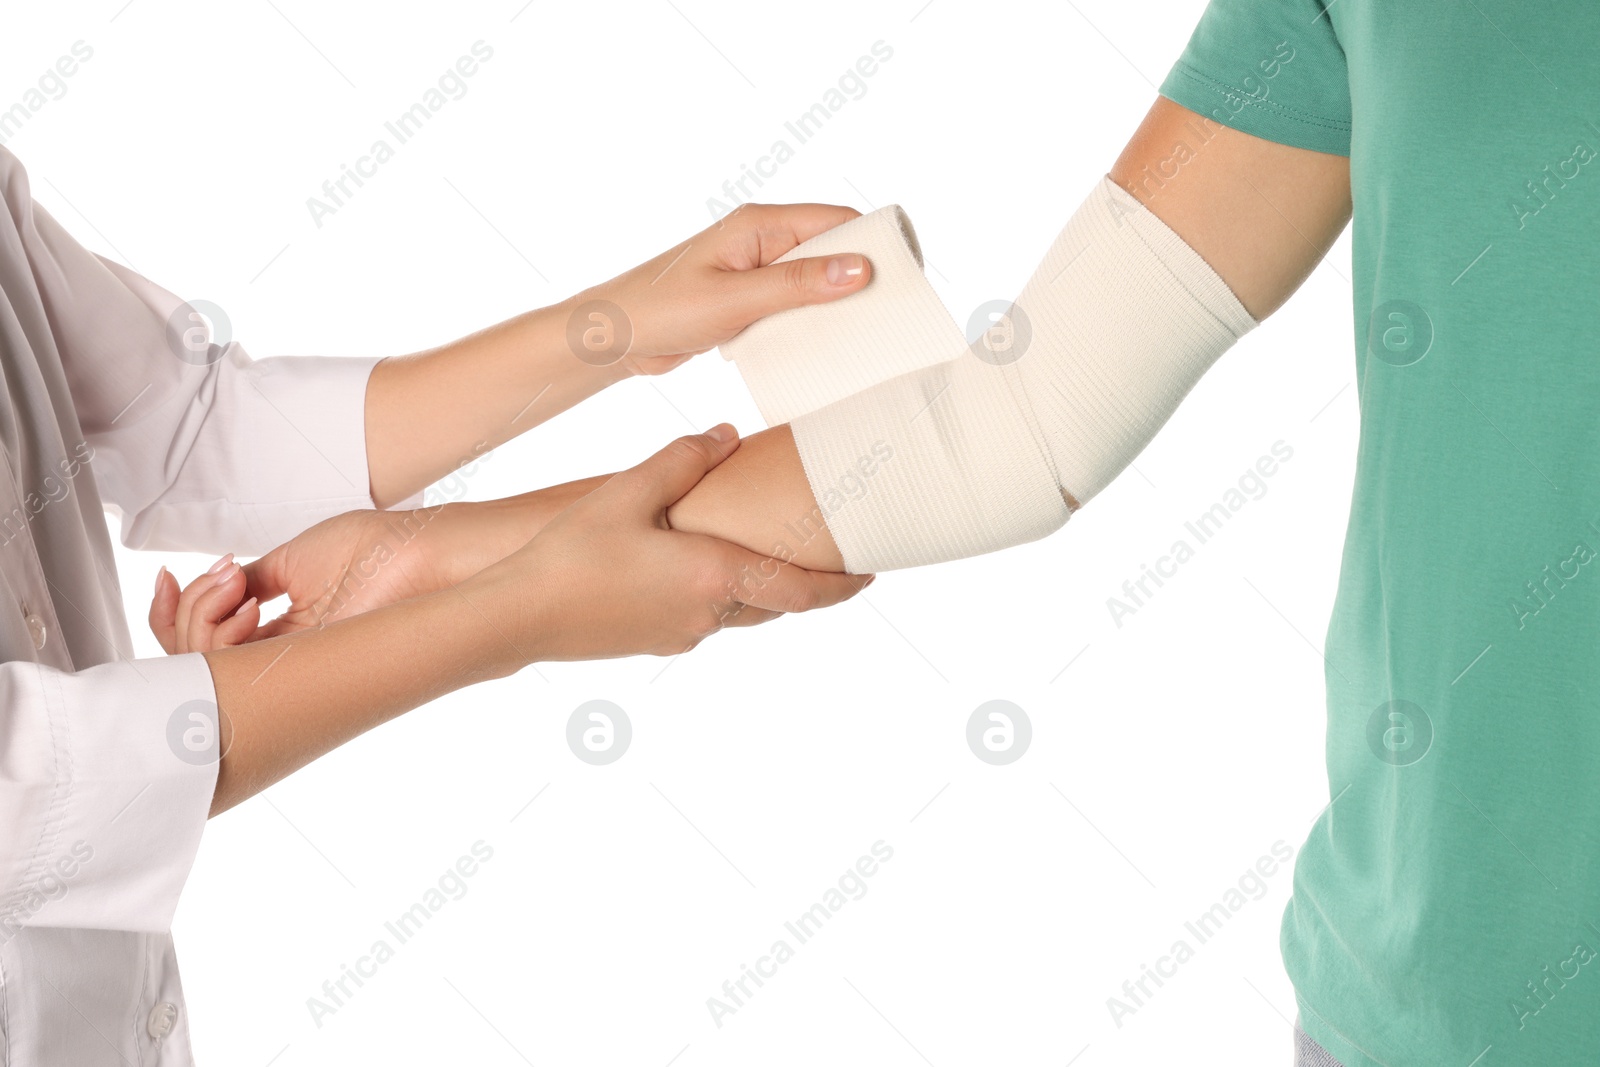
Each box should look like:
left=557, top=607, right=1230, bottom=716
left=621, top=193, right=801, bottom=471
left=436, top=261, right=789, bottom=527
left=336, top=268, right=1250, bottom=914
left=364, top=302, right=631, bottom=508
left=200, top=581, right=522, bottom=815
left=360, top=205, right=878, bottom=508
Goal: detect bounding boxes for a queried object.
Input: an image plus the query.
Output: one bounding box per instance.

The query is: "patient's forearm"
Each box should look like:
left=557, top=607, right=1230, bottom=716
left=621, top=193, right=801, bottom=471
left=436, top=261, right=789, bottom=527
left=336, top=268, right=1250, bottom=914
left=665, top=425, right=847, bottom=572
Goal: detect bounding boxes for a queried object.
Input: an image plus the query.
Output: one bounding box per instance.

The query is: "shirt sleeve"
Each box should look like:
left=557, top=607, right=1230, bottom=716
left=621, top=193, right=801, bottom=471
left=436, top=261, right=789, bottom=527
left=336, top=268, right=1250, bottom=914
left=1158, top=0, right=1352, bottom=156
left=0, top=145, right=421, bottom=557
left=0, top=653, right=219, bottom=934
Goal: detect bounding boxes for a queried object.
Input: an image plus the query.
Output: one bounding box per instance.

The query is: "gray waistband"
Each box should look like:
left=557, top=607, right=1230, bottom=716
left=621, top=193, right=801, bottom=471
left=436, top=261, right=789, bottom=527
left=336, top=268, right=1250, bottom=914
left=1293, top=1015, right=1346, bottom=1067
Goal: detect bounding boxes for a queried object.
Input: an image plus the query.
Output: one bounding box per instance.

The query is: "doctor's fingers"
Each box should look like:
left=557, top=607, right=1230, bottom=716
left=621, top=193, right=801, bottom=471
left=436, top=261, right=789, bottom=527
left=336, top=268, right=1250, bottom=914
left=172, top=554, right=236, bottom=644
left=181, top=586, right=258, bottom=653
left=149, top=566, right=181, bottom=654
left=169, top=560, right=245, bottom=653
left=718, top=552, right=873, bottom=616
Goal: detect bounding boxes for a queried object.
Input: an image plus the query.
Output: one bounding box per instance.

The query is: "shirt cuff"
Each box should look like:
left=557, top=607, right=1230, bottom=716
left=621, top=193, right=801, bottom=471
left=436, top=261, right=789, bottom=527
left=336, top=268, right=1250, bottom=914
left=110, top=352, right=426, bottom=556
left=247, top=352, right=426, bottom=516
left=2, top=653, right=220, bottom=935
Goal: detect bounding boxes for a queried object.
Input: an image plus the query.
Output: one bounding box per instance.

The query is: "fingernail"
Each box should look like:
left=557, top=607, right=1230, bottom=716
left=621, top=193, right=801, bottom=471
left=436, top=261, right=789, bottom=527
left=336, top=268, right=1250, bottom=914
left=706, top=423, right=736, bottom=444
left=825, top=254, right=866, bottom=286
left=206, top=553, right=234, bottom=575
left=155, top=566, right=168, bottom=594
left=862, top=574, right=876, bottom=587
left=238, top=597, right=258, bottom=614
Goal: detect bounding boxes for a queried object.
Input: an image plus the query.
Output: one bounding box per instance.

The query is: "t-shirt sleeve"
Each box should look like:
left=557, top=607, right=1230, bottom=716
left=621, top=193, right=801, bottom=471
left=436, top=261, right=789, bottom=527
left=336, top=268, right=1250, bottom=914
left=1157, top=0, right=1352, bottom=156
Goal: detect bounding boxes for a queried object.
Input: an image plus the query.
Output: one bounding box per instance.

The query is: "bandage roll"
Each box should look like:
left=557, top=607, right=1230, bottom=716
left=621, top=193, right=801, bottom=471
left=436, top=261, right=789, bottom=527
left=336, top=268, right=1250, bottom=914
left=720, top=205, right=965, bottom=426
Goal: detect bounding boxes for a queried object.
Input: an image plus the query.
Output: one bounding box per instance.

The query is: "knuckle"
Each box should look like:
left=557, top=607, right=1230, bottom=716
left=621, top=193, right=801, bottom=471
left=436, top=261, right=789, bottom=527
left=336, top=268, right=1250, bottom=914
left=786, top=585, right=820, bottom=613
left=779, top=258, right=812, bottom=298
left=669, top=436, right=711, bottom=465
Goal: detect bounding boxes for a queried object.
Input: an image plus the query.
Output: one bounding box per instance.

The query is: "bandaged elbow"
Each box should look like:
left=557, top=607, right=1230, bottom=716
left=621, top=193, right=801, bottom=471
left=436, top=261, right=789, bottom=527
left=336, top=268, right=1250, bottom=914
left=729, top=177, right=1257, bottom=574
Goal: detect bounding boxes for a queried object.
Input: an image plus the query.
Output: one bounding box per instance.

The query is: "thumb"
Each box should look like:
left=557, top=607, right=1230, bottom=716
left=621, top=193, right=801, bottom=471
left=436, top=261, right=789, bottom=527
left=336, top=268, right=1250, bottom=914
left=240, top=545, right=290, bottom=606
left=622, top=425, right=740, bottom=512
left=733, top=252, right=871, bottom=321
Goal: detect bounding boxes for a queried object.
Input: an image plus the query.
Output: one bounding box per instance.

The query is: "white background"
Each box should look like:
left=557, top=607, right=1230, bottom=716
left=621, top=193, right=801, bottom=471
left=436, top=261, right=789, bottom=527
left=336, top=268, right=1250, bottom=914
left=4, top=1, right=1358, bottom=1063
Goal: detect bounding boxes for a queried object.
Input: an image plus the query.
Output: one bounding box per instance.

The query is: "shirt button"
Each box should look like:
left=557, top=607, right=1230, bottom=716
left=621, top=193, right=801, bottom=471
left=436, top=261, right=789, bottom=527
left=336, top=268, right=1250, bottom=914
left=147, top=1001, right=178, bottom=1041
left=21, top=606, right=45, bottom=651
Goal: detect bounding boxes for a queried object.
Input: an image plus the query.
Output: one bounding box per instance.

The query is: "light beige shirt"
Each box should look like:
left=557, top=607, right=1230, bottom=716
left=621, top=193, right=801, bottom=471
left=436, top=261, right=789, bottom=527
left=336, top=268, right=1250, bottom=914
left=0, top=144, right=395, bottom=1063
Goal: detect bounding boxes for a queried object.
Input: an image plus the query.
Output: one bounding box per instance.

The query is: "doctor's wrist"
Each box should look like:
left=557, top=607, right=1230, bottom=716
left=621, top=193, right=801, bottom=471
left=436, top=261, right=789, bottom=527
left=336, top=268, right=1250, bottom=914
left=415, top=478, right=613, bottom=588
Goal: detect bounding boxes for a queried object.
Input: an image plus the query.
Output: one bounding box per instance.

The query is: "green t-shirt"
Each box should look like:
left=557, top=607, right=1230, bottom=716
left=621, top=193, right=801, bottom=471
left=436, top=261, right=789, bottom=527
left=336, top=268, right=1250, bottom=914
left=1159, top=3, right=1600, bottom=1064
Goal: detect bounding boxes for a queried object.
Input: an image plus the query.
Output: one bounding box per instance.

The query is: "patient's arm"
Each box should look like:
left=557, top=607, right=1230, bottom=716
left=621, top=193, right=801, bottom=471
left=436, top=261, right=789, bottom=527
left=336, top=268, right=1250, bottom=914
left=665, top=98, right=1351, bottom=573
left=666, top=423, right=839, bottom=568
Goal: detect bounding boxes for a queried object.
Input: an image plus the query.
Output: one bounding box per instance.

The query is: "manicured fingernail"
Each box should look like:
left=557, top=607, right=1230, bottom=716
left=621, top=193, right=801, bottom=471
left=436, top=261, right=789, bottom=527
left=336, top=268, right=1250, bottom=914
left=825, top=254, right=866, bottom=286
left=706, top=423, right=736, bottom=443
left=155, top=566, right=168, bottom=594
left=206, top=553, right=234, bottom=575
left=238, top=597, right=258, bottom=615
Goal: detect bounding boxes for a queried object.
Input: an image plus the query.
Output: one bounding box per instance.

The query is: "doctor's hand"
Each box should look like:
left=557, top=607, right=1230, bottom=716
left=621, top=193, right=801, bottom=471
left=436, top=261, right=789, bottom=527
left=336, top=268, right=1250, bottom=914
left=151, top=426, right=868, bottom=656
left=148, top=478, right=612, bottom=654
left=459, top=424, right=872, bottom=661
left=149, top=513, right=443, bottom=654
left=567, top=203, right=872, bottom=376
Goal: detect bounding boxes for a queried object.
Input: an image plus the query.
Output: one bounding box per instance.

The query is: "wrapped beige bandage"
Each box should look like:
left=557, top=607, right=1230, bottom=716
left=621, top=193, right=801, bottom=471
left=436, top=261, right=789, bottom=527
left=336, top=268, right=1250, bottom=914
left=723, top=176, right=1258, bottom=574
left=720, top=205, right=964, bottom=425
